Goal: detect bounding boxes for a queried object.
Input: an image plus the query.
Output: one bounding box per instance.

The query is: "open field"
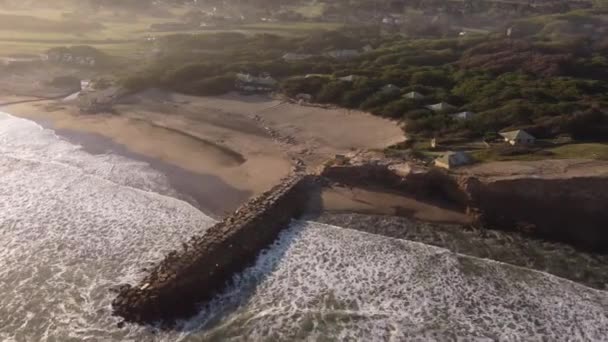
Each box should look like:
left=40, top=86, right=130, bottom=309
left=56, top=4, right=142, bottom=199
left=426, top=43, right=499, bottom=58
left=456, top=158, right=608, bottom=180
left=471, top=142, right=608, bottom=162
left=289, top=1, right=326, bottom=18
left=0, top=7, right=342, bottom=58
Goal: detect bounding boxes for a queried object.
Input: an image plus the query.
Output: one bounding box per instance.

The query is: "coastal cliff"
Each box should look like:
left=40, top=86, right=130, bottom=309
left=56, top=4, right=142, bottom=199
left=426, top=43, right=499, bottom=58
left=461, top=175, right=608, bottom=252
left=112, top=173, right=314, bottom=324
left=321, top=157, right=608, bottom=252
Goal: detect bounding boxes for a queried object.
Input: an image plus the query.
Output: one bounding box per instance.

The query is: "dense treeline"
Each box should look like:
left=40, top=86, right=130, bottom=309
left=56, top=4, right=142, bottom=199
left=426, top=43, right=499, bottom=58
left=122, top=11, right=608, bottom=140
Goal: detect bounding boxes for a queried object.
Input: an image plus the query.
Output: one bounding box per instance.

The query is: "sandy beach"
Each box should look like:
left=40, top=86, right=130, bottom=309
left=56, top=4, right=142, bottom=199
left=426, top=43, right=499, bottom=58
left=2, top=88, right=404, bottom=216
left=318, top=184, right=472, bottom=225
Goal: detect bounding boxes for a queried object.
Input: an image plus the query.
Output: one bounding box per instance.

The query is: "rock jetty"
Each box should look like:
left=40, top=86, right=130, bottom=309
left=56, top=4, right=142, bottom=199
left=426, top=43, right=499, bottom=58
left=112, top=173, right=314, bottom=324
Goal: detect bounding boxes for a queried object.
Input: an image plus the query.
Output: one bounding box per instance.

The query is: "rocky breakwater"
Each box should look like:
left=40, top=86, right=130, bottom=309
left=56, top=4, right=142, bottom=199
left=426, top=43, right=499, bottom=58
left=112, top=173, right=314, bottom=325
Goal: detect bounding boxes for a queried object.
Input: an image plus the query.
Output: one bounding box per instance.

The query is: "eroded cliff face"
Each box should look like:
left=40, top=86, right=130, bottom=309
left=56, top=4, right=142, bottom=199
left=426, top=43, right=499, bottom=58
left=461, top=176, right=608, bottom=252
left=321, top=158, right=608, bottom=252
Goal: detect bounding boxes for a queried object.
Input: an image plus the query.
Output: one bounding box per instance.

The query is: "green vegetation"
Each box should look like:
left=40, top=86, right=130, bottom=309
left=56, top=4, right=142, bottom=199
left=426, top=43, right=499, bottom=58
left=9, top=3, right=600, bottom=155
left=471, top=143, right=608, bottom=162
left=0, top=13, right=104, bottom=33
left=122, top=9, right=608, bottom=145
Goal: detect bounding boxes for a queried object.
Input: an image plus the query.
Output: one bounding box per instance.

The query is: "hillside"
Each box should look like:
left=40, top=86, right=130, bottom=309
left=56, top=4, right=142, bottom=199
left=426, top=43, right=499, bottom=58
left=122, top=9, right=608, bottom=147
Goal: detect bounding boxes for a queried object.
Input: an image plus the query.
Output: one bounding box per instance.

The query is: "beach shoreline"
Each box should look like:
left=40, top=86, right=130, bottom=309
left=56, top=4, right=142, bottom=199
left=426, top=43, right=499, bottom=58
left=1, top=106, right=251, bottom=218
left=1, top=90, right=405, bottom=218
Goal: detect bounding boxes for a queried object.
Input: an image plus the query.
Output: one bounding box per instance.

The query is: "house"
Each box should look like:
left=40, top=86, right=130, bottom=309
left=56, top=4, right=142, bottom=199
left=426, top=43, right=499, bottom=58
left=326, top=50, right=360, bottom=60
left=404, top=91, right=425, bottom=100
left=500, top=130, right=536, bottom=145
left=434, top=151, right=472, bottom=170
left=583, top=24, right=595, bottom=30
left=381, top=84, right=400, bottom=94
left=80, top=80, right=95, bottom=93
left=426, top=102, right=456, bottom=112
left=339, top=75, right=357, bottom=82
left=282, top=53, right=314, bottom=62
left=295, top=93, right=312, bottom=102
left=382, top=16, right=400, bottom=25
left=362, top=44, right=374, bottom=52
left=451, top=111, right=476, bottom=120
left=235, top=73, right=277, bottom=93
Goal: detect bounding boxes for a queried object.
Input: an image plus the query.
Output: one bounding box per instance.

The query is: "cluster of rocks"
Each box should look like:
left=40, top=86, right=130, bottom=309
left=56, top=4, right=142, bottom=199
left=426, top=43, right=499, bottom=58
left=251, top=113, right=296, bottom=146
left=112, top=173, right=315, bottom=325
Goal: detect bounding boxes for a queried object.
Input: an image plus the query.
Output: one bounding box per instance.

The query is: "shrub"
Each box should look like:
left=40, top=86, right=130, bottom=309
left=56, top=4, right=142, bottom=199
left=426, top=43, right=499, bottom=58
left=378, top=99, right=417, bottom=118
left=189, top=74, right=235, bottom=96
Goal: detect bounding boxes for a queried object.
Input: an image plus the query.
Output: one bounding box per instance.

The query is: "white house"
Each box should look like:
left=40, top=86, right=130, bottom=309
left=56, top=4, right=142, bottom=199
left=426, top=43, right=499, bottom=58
left=339, top=75, right=357, bottom=82
left=80, top=80, right=95, bottom=93
left=404, top=91, right=425, bottom=100
left=499, top=130, right=536, bottom=145
left=326, top=49, right=360, bottom=60
left=282, top=53, right=314, bottom=61
left=426, top=102, right=456, bottom=112
left=451, top=111, right=476, bottom=120
left=235, top=73, right=277, bottom=93
left=381, top=84, right=400, bottom=94
left=434, top=151, right=472, bottom=170
left=295, top=93, right=312, bottom=102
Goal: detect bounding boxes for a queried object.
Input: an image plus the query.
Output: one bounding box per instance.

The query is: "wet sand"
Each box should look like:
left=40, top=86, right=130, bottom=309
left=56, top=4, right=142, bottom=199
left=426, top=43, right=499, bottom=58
left=54, top=128, right=251, bottom=218
left=3, top=99, right=294, bottom=202
left=317, top=184, right=471, bottom=225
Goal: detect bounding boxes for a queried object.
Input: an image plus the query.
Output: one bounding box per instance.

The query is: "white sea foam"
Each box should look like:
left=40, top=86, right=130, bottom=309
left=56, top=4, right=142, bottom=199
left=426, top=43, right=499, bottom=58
left=0, top=112, right=216, bottom=340
left=179, top=221, right=608, bottom=341
left=0, top=112, right=606, bottom=341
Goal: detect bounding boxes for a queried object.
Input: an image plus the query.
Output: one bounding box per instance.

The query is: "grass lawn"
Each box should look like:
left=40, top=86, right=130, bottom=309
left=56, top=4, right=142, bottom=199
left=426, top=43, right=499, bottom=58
left=471, top=142, right=608, bottom=162
left=0, top=5, right=340, bottom=58
left=546, top=143, right=608, bottom=160
left=239, top=21, right=343, bottom=34
left=290, top=2, right=327, bottom=19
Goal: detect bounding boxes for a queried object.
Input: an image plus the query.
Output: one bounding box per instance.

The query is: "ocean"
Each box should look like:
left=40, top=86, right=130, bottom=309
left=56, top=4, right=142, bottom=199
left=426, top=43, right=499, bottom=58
left=0, top=112, right=606, bottom=341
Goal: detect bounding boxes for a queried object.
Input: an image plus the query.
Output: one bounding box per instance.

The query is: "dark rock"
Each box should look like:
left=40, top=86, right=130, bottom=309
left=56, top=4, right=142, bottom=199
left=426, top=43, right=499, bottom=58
left=112, top=174, right=313, bottom=325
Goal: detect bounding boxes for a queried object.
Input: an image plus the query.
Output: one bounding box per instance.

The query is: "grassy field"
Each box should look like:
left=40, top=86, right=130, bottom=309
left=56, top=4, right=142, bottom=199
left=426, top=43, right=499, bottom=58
left=471, top=143, right=608, bottom=162
left=0, top=7, right=340, bottom=58
left=290, top=2, right=327, bottom=19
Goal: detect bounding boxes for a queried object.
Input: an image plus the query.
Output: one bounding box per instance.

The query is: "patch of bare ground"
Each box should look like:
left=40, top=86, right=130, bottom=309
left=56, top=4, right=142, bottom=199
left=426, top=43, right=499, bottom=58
left=315, top=184, right=471, bottom=225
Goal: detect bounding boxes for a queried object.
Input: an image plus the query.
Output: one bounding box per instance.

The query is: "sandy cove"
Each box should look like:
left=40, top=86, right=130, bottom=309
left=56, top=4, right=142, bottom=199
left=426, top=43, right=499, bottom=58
left=2, top=90, right=405, bottom=216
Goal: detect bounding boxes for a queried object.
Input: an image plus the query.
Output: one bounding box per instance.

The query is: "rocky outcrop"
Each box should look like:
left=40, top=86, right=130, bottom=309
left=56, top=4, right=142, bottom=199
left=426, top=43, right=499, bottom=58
left=112, top=173, right=314, bottom=325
